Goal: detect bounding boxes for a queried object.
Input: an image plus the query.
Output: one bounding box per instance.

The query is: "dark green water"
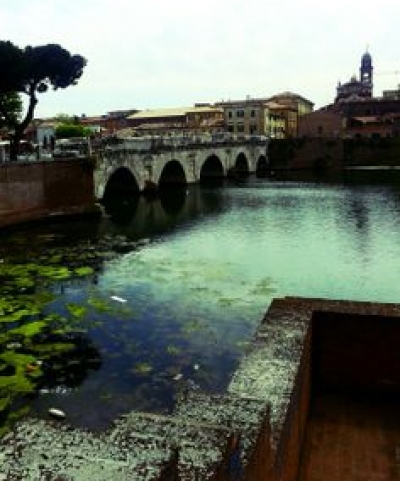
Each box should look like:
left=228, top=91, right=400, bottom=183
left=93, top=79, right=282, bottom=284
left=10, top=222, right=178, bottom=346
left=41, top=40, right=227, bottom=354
left=1, top=172, right=400, bottom=432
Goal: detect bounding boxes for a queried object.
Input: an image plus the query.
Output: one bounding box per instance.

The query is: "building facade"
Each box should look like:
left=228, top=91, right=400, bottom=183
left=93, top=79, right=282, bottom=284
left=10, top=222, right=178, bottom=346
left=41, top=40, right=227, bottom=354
left=126, top=106, right=224, bottom=135
left=217, top=98, right=268, bottom=136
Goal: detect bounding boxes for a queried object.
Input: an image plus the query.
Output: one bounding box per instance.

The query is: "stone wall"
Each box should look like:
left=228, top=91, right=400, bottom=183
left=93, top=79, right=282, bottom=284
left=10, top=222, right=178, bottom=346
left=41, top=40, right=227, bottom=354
left=269, top=137, right=400, bottom=171
left=0, top=159, right=97, bottom=229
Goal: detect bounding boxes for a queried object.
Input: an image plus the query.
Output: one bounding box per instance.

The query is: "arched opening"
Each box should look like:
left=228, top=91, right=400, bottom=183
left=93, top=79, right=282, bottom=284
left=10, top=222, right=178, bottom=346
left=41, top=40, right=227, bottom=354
left=235, top=152, right=249, bottom=177
left=158, top=160, right=187, bottom=215
left=256, top=155, right=270, bottom=178
left=200, top=155, right=224, bottom=185
left=102, top=167, right=140, bottom=223
left=159, top=160, right=187, bottom=188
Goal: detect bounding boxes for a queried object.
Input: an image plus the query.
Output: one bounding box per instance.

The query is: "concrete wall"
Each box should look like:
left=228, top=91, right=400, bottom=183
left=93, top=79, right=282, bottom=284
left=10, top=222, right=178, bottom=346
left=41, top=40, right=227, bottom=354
left=229, top=297, right=400, bottom=481
left=0, top=159, right=97, bottom=229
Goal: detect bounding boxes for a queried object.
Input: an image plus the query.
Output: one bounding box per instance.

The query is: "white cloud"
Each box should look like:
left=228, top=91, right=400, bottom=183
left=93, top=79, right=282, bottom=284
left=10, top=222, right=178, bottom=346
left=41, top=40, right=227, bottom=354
left=1, top=0, right=399, bottom=117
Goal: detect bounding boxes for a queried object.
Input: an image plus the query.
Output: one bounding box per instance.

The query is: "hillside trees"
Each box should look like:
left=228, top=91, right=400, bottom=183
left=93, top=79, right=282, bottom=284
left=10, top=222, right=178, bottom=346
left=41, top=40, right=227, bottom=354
left=0, top=40, right=87, bottom=160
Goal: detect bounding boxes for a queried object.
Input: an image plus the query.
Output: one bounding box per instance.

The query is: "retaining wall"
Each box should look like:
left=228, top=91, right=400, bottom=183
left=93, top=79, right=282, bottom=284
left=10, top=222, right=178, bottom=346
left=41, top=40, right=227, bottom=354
left=0, top=159, right=97, bottom=229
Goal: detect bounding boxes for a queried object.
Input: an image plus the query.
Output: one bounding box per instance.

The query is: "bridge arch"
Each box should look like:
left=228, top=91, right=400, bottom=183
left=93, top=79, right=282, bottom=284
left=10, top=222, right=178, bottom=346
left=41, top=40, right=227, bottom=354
left=101, top=166, right=140, bottom=219
left=234, top=152, right=250, bottom=177
left=159, top=160, right=187, bottom=187
left=256, top=155, right=270, bottom=177
left=200, top=154, right=224, bottom=184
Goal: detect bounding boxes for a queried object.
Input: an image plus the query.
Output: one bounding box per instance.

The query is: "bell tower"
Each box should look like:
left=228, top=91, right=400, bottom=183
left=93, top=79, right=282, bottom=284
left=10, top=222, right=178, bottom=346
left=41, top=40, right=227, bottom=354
left=360, top=50, right=373, bottom=90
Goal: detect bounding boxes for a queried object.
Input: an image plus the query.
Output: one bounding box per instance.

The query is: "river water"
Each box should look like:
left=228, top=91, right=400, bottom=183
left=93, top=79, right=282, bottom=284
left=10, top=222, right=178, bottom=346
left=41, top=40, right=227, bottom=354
left=1, top=171, right=400, bottom=432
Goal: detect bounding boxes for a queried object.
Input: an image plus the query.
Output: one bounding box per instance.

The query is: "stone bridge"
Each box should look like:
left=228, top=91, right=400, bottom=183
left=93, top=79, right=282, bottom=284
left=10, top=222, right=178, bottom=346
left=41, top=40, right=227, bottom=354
left=93, top=133, right=269, bottom=201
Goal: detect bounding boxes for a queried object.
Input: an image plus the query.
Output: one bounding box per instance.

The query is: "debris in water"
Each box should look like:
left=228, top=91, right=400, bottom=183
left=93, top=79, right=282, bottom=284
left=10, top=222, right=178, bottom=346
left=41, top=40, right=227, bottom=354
left=110, top=295, right=127, bottom=303
left=48, top=408, right=66, bottom=420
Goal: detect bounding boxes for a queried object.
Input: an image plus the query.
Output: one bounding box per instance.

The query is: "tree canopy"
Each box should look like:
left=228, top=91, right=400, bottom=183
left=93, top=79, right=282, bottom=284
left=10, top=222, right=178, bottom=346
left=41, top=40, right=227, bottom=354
left=55, top=122, right=92, bottom=139
left=0, top=40, right=87, bottom=160
left=0, top=92, right=22, bottom=130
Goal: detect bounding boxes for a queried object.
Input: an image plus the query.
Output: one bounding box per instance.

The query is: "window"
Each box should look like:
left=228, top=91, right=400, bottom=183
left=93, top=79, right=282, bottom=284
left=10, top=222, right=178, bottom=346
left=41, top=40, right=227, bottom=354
left=236, top=110, right=245, bottom=118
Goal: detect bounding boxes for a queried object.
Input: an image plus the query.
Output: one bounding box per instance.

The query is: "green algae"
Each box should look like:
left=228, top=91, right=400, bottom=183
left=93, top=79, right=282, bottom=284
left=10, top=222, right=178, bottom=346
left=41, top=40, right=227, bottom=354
left=166, top=345, right=180, bottom=356
left=182, top=319, right=203, bottom=335
left=0, top=239, right=120, bottom=438
left=29, top=342, right=75, bottom=355
left=7, top=320, right=47, bottom=338
left=67, top=303, right=88, bottom=319
left=0, top=352, right=37, bottom=394
left=74, top=266, right=94, bottom=277
left=87, top=296, right=113, bottom=312
left=0, top=395, right=11, bottom=412
left=0, top=405, right=30, bottom=438
left=133, top=362, right=153, bottom=375
left=218, top=297, right=237, bottom=307
left=249, top=277, right=276, bottom=296
left=38, top=265, right=71, bottom=280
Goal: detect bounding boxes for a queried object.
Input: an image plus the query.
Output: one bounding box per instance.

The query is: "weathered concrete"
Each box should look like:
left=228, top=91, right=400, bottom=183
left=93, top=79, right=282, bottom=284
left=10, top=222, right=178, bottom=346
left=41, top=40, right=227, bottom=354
left=2, top=297, right=400, bottom=480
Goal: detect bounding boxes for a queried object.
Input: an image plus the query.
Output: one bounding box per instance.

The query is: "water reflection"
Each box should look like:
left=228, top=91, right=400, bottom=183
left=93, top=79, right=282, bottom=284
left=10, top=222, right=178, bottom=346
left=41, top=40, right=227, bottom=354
left=159, top=187, right=187, bottom=216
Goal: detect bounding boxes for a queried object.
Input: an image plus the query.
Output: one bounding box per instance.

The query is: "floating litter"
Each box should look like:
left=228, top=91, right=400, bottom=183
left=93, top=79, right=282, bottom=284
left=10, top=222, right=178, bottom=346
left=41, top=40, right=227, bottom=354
left=110, top=295, right=127, bottom=303
left=173, top=373, right=183, bottom=381
left=48, top=408, right=66, bottom=420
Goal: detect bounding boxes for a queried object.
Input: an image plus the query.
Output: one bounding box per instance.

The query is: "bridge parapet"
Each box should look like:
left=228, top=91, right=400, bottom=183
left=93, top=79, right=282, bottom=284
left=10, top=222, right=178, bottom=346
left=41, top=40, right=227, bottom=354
left=98, top=133, right=267, bottom=155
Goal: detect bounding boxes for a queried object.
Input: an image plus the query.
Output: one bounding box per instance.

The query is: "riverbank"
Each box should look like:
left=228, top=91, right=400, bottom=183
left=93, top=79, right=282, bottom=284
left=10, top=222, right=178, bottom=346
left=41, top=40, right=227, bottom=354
left=0, top=204, right=102, bottom=231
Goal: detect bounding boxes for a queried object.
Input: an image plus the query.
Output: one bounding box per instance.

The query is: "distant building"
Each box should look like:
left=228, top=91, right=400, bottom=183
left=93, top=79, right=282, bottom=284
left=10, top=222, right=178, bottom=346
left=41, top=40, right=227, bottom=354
left=218, top=92, right=313, bottom=138
left=335, top=51, right=373, bottom=103
left=78, top=115, right=105, bottom=135
left=126, top=105, right=224, bottom=135
left=298, top=110, right=344, bottom=138
left=312, top=50, right=400, bottom=138
left=382, top=85, right=400, bottom=100
left=217, top=98, right=270, bottom=136
left=103, top=109, right=139, bottom=132
left=266, top=101, right=298, bottom=138
left=24, top=119, right=57, bottom=147
left=266, top=92, right=314, bottom=117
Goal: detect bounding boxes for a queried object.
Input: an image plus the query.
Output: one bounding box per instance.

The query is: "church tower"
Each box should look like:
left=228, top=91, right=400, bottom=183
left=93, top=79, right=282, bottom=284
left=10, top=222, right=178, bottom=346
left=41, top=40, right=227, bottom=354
left=360, top=50, right=373, bottom=91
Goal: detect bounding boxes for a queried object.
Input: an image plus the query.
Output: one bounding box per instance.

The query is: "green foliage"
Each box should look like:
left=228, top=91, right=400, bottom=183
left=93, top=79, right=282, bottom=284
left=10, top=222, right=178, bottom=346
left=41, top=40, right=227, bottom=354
left=0, top=92, right=22, bottom=129
left=55, top=123, right=91, bottom=139
left=0, top=40, right=87, bottom=160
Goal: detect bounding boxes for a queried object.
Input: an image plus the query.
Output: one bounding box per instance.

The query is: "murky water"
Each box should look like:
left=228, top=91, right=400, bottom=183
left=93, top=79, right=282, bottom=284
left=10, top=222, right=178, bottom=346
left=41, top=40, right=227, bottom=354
left=1, top=171, right=400, bottom=432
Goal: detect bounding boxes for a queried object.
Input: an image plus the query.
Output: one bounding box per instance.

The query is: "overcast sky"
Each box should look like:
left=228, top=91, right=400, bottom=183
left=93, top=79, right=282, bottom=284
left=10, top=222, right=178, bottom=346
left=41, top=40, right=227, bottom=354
left=1, top=0, right=399, bottom=118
